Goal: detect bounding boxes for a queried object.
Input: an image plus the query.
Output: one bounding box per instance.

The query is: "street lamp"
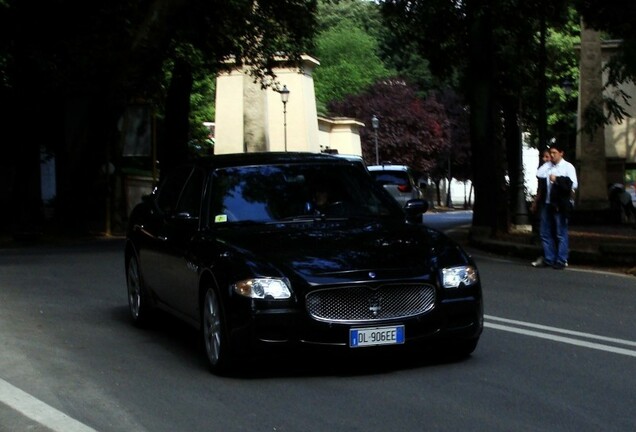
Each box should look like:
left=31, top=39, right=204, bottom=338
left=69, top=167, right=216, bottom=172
left=279, top=85, right=290, bottom=151
left=371, top=115, right=379, bottom=165
left=446, top=153, right=452, bottom=208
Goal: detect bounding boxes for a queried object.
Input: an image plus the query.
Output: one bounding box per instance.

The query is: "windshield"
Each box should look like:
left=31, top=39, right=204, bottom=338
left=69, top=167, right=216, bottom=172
left=208, top=163, right=402, bottom=224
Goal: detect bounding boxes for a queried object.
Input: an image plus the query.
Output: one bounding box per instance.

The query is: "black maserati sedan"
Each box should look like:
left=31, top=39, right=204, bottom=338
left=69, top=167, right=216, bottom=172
left=125, top=152, right=483, bottom=374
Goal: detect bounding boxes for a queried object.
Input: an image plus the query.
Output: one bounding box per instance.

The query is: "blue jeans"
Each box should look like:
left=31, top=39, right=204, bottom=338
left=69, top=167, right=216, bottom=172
left=540, top=204, right=569, bottom=265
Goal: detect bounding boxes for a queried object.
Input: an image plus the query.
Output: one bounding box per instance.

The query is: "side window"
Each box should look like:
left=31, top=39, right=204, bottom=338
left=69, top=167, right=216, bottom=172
left=156, top=166, right=192, bottom=215
left=175, top=168, right=205, bottom=218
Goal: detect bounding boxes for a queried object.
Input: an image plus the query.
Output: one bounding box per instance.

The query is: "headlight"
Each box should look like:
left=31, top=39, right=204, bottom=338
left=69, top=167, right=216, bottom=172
left=233, top=278, right=292, bottom=299
left=441, top=266, right=478, bottom=288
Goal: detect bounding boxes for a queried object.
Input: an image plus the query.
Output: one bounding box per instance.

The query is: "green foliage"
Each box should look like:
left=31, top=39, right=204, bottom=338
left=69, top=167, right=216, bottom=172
left=382, top=0, right=575, bottom=144
left=381, top=0, right=466, bottom=80
left=317, top=0, right=384, bottom=38
left=189, top=75, right=215, bottom=154
left=379, top=0, right=576, bottom=230
left=576, top=0, right=636, bottom=82
left=313, top=19, right=392, bottom=106
left=314, top=0, right=437, bottom=106
left=315, top=0, right=468, bottom=182
left=381, top=40, right=439, bottom=97
left=536, top=7, right=580, bottom=148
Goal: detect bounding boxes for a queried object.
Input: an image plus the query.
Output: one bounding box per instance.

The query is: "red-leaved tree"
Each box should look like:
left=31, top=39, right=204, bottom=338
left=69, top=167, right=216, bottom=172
left=328, top=79, right=451, bottom=177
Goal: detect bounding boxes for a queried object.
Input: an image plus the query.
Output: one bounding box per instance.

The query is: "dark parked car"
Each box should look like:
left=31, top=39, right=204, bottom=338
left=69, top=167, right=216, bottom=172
left=125, top=152, right=482, bottom=374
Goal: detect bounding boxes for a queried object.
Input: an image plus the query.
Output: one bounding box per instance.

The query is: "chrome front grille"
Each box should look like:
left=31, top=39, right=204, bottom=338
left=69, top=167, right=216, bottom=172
left=305, top=284, right=436, bottom=323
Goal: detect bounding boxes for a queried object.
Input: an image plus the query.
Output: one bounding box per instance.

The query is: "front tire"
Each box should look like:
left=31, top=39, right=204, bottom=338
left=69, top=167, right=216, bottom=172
left=126, top=254, right=151, bottom=326
left=201, top=287, right=232, bottom=374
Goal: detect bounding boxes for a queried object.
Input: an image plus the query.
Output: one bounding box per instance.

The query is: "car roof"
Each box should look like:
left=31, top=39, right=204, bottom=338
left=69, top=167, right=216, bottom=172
left=367, top=164, right=410, bottom=172
left=332, top=153, right=365, bottom=164
left=191, top=152, right=356, bottom=169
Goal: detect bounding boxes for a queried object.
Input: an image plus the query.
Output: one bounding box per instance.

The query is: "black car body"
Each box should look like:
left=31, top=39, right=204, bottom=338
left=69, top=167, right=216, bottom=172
left=125, top=152, right=482, bottom=374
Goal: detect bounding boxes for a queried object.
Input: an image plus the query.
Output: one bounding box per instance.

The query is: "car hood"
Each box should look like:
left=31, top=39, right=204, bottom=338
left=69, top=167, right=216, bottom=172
left=213, top=220, right=463, bottom=284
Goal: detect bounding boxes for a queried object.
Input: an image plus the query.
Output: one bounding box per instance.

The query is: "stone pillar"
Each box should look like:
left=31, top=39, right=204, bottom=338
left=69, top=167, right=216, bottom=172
left=576, top=22, right=608, bottom=209
left=214, top=70, right=245, bottom=154
left=214, top=55, right=322, bottom=155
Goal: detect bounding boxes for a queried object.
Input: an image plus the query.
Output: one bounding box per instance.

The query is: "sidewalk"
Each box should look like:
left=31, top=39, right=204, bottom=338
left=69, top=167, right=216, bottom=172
left=465, top=221, right=636, bottom=275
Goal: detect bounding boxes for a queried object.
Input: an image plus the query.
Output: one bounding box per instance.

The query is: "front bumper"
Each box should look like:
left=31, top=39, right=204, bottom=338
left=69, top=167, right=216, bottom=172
left=228, top=294, right=483, bottom=353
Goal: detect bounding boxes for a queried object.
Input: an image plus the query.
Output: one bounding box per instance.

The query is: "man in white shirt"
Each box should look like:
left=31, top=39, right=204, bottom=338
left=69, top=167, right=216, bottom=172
left=537, top=143, right=578, bottom=269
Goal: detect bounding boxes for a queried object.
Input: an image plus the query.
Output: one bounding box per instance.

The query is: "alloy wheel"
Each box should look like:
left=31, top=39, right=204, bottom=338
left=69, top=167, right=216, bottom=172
left=127, top=256, right=142, bottom=320
left=203, top=288, right=223, bottom=367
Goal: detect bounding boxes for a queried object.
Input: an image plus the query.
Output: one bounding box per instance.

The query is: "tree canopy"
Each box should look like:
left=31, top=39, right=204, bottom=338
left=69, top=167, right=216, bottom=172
left=575, top=0, right=636, bottom=132
left=313, top=19, right=392, bottom=112
left=314, top=0, right=468, bottom=189
left=381, top=0, right=575, bottom=232
left=0, top=0, right=318, bottom=235
left=1, top=0, right=631, bottom=238
left=576, top=0, right=636, bottom=84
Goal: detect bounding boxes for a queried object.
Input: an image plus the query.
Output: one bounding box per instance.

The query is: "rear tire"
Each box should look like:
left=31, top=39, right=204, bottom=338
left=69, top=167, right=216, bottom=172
left=201, top=287, right=232, bottom=375
left=126, top=254, right=152, bottom=326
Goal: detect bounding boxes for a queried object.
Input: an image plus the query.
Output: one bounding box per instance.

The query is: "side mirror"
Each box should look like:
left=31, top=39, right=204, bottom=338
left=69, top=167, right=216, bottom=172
left=404, top=199, right=428, bottom=224
left=169, top=211, right=199, bottom=229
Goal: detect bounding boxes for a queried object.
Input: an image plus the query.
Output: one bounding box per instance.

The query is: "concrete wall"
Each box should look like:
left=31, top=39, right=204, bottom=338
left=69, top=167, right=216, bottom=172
left=602, top=41, right=636, bottom=163
left=576, top=37, right=636, bottom=198
left=317, top=117, right=363, bottom=156
left=214, top=72, right=245, bottom=153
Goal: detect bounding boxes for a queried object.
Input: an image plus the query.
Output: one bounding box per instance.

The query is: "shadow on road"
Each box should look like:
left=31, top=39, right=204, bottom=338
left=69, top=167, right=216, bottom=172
left=115, top=307, right=476, bottom=380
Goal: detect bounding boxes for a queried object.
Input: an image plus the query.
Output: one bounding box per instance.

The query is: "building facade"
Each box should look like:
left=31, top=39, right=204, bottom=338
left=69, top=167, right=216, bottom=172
left=577, top=32, right=636, bottom=205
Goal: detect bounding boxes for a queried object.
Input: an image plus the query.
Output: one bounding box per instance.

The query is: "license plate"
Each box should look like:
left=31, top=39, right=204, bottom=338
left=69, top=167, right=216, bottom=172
left=349, top=325, right=405, bottom=348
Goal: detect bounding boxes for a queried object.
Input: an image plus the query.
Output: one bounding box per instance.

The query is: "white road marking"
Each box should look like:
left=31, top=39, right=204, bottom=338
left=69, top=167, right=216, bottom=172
left=486, top=315, right=636, bottom=347
left=0, top=378, right=98, bottom=432
left=485, top=315, right=636, bottom=357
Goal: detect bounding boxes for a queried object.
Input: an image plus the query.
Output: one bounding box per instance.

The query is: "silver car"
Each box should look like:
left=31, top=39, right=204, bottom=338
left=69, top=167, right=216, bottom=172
left=367, top=164, right=426, bottom=207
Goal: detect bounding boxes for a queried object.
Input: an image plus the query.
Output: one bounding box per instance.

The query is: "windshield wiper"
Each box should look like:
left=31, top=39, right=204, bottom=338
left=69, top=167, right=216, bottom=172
left=216, top=220, right=265, bottom=227
left=279, top=214, right=325, bottom=222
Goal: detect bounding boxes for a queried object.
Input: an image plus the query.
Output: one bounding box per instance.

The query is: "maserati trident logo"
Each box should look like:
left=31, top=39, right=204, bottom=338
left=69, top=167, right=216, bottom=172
left=368, top=294, right=382, bottom=316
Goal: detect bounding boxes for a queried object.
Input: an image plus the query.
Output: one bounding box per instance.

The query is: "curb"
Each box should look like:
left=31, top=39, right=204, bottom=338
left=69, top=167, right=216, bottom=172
left=469, top=236, right=636, bottom=267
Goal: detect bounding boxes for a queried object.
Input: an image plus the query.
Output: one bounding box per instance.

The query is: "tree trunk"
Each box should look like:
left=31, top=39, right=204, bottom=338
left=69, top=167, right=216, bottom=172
left=467, top=1, right=507, bottom=235
left=160, top=58, right=193, bottom=178
left=537, top=14, right=548, bottom=150
left=54, top=97, right=104, bottom=234
left=5, top=95, right=44, bottom=238
left=503, top=96, right=528, bottom=226
left=434, top=179, right=442, bottom=207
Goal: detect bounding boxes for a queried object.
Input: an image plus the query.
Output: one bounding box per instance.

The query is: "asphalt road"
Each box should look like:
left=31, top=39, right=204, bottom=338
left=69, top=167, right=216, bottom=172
left=1, top=216, right=634, bottom=432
